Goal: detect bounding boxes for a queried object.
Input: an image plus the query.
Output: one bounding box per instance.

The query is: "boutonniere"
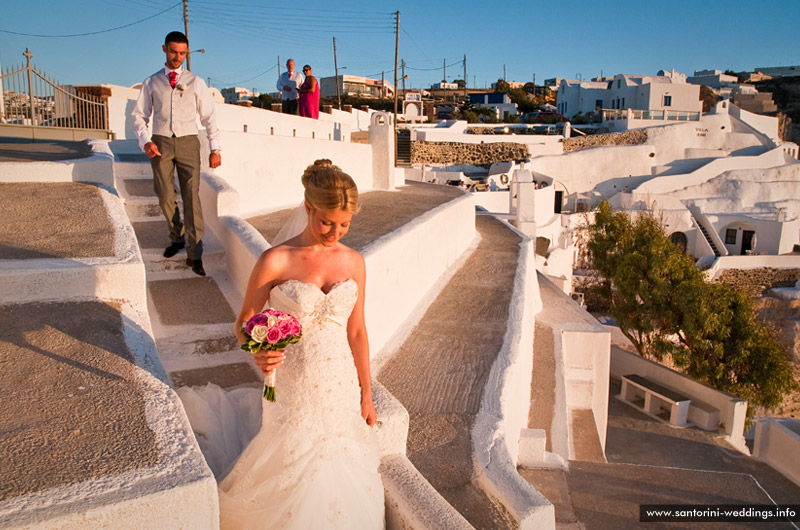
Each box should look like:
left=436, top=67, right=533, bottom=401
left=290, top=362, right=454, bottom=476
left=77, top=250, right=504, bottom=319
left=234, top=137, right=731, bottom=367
left=176, top=84, right=185, bottom=95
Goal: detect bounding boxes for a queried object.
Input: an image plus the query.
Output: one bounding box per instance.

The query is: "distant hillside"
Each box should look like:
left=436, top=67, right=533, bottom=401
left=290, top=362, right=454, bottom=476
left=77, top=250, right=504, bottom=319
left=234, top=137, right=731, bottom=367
left=755, top=77, right=800, bottom=143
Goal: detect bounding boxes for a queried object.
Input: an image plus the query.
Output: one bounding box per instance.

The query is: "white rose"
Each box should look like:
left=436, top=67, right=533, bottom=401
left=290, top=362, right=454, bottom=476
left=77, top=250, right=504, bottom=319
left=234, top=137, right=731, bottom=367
left=250, top=325, right=269, bottom=343
left=267, top=315, right=278, bottom=328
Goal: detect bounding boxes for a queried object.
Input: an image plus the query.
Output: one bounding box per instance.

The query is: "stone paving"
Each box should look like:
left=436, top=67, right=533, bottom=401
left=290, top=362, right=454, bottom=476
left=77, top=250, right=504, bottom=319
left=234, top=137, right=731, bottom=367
left=247, top=180, right=463, bottom=250
left=0, top=182, right=115, bottom=259
left=0, top=138, right=92, bottom=162
left=0, top=177, right=162, bottom=508
left=379, top=215, right=522, bottom=530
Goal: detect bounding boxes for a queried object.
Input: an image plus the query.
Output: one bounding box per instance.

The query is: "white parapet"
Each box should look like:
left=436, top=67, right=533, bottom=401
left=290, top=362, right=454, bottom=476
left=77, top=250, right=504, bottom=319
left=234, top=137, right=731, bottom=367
left=472, top=217, right=553, bottom=530
left=753, top=418, right=800, bottom=488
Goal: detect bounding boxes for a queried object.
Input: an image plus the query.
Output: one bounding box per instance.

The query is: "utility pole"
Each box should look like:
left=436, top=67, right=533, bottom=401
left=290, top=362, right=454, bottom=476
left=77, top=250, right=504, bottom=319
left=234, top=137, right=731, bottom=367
left=401, top=59, right=406, bottom=91
left=463, top=54, right=467, bottom=100
left=503, top=63, right=506, bottom=82
left=443, top=58, right=446, bottom=103
left=393, top=10, right=399, bottom=167
left=333, top=36, right=341, bottom=109
left=183, top=0, right=191, bottom=71
left=381, top=71, right=385, bottom=99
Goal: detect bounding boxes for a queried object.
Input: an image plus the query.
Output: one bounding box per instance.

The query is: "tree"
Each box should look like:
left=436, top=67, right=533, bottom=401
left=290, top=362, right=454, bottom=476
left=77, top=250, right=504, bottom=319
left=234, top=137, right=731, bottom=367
left=699, top=86, right=721, bottom=113
left=251, top=93, right=275, bottom=108
left=585, top=201, right=701, bottom=360
left=584, top=201, right=797, bottom=412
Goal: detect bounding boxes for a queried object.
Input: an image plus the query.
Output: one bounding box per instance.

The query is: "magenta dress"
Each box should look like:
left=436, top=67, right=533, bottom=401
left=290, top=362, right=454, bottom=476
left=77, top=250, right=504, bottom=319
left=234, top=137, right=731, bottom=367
left=298, top=76, right=320, bottom=119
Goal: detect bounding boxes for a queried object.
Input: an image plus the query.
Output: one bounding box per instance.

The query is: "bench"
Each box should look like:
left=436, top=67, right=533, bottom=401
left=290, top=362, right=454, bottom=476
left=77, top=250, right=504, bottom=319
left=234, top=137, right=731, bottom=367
left=688, top=399, right=721, bottom=431
left=618, top=374, right=691, bottom=427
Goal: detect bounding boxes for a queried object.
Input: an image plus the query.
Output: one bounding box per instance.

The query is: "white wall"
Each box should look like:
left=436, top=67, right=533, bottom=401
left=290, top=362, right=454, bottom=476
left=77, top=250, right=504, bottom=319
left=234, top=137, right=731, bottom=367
left=705, top=254, right=800, bottom=280
left=753, top=418, right=800, bottom=488
left=106, top=83, right=375, bottom=144
left=209, top=130, right=373, bottom=217
left=636, top=147, right=788, bottom=197
left=730, top=104, right=779, bottom=143
left=529, top=145, right=654, bottom=209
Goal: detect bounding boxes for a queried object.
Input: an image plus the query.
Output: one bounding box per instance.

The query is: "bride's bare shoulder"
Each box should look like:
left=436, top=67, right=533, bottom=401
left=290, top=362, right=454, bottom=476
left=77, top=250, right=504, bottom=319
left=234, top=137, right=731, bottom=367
left=255, top=244, right=294, bottom=272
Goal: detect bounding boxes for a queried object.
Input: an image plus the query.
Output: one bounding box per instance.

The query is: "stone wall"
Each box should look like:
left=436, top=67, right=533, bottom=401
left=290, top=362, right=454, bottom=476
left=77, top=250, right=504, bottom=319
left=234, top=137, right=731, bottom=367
left=411, top=141, right=529, bottom=165
left=562, top=129, right=648, bottom=153
left=717, top=267, right=800, bottom=296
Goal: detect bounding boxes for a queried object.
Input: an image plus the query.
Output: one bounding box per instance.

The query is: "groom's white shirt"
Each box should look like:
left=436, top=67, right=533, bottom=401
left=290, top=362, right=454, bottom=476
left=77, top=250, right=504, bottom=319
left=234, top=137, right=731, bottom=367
left=131, top=66, right=221, bottom=152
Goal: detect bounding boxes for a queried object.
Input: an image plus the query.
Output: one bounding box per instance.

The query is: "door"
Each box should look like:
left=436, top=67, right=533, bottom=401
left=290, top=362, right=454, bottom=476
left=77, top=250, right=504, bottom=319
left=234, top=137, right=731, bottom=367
left=741, top=230, right=755, bottom=255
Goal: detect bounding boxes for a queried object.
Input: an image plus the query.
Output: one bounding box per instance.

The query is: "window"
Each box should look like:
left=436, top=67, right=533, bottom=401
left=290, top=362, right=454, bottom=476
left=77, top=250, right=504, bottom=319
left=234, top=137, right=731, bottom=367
left=595, top=99, right=603, bottom=109
left=663, top=95, right=672, bottom=107
left=617, top=79, right=621, bottom=89
left=725, top=228, right=737, bottom=245
left=622, top=97, right=625, bottom=108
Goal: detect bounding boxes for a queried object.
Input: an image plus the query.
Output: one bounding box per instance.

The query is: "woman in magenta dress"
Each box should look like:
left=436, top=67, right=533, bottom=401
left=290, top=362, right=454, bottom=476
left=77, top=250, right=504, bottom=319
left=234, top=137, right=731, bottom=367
left=298, top=64, right=320, bottom=119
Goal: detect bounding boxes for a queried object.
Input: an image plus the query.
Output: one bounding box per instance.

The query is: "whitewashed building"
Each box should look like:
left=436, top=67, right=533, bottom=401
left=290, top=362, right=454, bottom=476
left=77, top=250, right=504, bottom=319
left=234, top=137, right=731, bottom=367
left=319, top=75, right=394, bottom=99
left=220, top=86, right=258, bottom=105
left=556, top=72, right=702, bottom=121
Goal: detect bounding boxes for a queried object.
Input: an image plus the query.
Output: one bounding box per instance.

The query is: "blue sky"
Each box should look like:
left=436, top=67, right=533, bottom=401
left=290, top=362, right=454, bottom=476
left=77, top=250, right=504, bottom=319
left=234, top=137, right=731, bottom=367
left=1, top=0, right=798, bottom=94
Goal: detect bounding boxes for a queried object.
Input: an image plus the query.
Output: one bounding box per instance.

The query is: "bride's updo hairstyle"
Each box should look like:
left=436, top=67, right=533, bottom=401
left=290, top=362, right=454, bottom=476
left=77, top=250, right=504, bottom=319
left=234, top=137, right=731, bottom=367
left=302, top=159, right=360, bottom=215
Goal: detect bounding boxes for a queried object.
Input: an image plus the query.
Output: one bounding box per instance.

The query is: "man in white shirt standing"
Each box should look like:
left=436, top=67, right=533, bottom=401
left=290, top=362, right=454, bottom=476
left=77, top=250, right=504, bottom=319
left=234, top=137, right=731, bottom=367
left=276, top=58, right=304, bottom=115
left=131, top=31, right=221, bottom=276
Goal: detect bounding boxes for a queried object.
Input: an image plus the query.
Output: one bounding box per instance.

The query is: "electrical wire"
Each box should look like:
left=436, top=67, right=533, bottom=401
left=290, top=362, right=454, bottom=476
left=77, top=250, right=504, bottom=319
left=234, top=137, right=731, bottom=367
left=0, top=2, right=181, bottom=38
left=210, top=63, right=277, bottom=86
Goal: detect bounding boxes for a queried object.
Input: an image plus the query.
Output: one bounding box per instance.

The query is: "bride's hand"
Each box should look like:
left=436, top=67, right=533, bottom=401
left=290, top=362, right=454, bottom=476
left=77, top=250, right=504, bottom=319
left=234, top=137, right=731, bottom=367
left=253, top=349, right=284, bottom=376
left=361, top=397, right=377, bottom=427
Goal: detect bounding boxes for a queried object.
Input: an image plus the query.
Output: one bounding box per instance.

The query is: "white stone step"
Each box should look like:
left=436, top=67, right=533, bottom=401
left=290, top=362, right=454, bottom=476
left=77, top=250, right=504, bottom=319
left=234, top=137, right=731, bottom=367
left=115, top=160, right=152, bottom=179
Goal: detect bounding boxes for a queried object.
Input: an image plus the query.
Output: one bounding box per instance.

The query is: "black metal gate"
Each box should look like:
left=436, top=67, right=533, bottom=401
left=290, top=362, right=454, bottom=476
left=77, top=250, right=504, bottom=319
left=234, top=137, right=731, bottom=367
left=396, top=128, right=411, bottom=167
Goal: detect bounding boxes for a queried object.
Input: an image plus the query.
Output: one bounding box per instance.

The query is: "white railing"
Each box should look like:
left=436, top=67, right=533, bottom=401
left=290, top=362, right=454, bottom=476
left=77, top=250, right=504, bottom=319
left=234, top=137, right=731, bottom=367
left=1, top=48, right=109, bottom=132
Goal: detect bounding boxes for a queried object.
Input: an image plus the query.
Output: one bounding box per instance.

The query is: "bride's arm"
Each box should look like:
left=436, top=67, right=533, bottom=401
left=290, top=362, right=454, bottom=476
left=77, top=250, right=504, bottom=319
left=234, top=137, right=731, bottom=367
left=347, top=252, right=377, bottom=427
left=236, top=248, right=285, bottom=375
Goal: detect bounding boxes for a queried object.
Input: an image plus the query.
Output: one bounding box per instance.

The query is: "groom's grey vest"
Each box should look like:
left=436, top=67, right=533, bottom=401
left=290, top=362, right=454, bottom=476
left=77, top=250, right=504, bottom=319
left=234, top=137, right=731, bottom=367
left=150, top=69, right=199, bottom=138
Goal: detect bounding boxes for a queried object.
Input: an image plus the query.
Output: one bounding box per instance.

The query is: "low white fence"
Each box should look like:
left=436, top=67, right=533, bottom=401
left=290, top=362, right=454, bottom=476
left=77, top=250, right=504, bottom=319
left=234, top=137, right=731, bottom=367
left=705, top=254, right=800, bottom=280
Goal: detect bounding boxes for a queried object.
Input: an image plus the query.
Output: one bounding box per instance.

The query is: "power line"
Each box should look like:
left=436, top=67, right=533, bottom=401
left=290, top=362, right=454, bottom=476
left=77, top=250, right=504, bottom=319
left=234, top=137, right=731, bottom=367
left=210, top=63, right=277, bottom=86
left=188, top=0, right=392, bottom=16
left=405, top=60, right=462, bottom=72
left=0, top=2, right=181, bottom=38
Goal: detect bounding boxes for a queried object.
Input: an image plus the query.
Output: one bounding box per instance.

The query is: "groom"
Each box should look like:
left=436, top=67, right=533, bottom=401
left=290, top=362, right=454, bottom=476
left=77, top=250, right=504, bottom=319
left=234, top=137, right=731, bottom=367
left=131, top=31, right=221, bottom=276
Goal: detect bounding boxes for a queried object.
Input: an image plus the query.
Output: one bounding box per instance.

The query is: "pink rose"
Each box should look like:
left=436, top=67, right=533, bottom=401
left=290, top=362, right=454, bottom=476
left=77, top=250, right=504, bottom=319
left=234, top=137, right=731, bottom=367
left=266, top=327, right=282, bottom=344
left=290, top=321, right=301, bottom=335
left=278, top=319, right=294, bottom=338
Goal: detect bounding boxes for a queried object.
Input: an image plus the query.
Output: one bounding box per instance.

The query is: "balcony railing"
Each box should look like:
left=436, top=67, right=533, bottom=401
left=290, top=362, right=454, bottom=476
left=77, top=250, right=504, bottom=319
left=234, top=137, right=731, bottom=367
left=602, top=108, right=700, bottom=122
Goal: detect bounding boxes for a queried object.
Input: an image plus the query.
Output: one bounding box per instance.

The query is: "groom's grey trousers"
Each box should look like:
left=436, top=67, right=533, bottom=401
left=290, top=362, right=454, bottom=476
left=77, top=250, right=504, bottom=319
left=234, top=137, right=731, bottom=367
left=150, top=133, right=204, bottom=259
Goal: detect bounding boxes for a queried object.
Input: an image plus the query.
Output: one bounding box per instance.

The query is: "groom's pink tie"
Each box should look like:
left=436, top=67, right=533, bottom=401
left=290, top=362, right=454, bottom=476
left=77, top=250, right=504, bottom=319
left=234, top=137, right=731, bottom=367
left=169, top=71, right=177, bottom=88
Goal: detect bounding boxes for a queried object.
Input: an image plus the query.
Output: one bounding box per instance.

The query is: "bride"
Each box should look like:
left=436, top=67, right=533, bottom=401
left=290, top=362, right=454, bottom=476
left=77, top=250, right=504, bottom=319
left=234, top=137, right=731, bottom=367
left=178, top=160, right=385, bottom=529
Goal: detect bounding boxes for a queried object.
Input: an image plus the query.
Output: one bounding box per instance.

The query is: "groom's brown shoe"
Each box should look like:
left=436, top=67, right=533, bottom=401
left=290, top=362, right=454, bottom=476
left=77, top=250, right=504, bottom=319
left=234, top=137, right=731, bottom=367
left=163, top=241, right=185, bottom=258
left=186, top=258, right=206, bottom=276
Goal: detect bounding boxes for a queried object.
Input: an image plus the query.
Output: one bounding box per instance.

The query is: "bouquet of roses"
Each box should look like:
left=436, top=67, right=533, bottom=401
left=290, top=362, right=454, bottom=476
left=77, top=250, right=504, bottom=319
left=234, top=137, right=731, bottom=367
left=240, top=309, right=302, bottom=402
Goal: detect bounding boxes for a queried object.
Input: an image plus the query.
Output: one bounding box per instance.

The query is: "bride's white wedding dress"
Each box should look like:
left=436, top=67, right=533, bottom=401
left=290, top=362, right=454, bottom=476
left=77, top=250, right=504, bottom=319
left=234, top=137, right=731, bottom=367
left=177, top=279, right=384, bottom=529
